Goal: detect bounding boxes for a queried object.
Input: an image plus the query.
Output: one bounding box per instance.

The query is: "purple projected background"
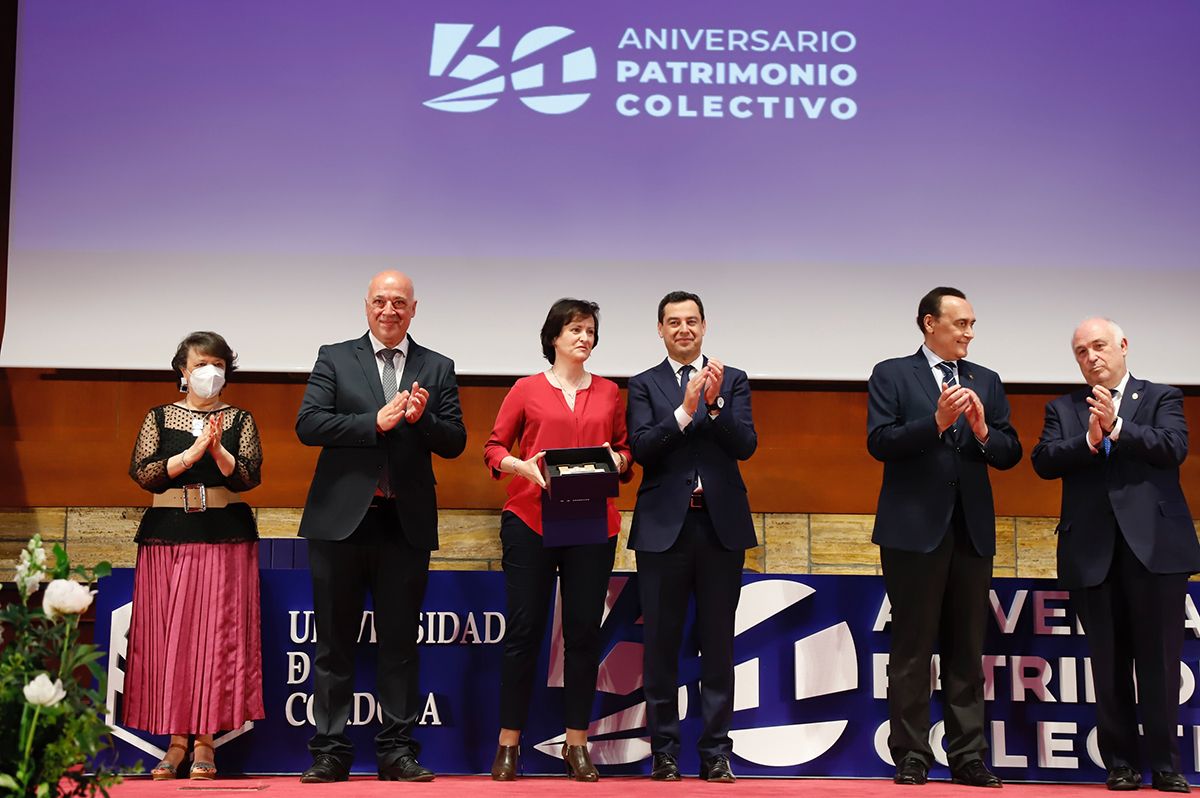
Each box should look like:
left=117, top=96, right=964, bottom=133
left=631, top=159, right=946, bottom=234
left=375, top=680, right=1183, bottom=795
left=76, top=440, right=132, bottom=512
left=5, top=1, right=1199, bottom=380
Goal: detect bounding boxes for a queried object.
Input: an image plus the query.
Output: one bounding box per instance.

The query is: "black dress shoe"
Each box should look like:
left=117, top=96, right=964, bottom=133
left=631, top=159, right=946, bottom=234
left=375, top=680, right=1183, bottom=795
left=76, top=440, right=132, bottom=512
left=378, top=755, right=435, bottom=782
left=700, top=754, right=736, bottom=783
left=894, top=756, right=928, bottom=785
left=650, top=753, right=681, bottom=781
left=491, top=745, right=519, bottom=781
left=951, top=759, right=1002, bottom=788
left=1152, top=771, right=1191, bottom=793
left=562, top=744, right=599, bottom=782
left=300, top=754, right=349, bottom=783
left=1106, top=766, right=1143, bottom=791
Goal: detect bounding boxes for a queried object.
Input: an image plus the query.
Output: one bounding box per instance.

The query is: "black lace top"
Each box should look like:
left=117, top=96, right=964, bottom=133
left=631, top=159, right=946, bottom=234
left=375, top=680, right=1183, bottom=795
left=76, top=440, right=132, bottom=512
left=129, top=404, right=262, bottom=544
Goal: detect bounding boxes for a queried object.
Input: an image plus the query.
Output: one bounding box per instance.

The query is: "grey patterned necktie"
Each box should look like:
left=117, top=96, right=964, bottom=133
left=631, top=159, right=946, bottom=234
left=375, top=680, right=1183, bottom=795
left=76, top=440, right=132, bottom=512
left=380, top=348, right=401, bottom=401
left=937, top=361, right=957, bottom=387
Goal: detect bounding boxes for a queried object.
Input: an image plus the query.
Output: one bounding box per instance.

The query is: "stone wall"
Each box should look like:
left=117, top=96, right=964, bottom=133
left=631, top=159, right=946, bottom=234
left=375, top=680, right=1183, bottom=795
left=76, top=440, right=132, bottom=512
left=0, top=507, right=1102, bottom=580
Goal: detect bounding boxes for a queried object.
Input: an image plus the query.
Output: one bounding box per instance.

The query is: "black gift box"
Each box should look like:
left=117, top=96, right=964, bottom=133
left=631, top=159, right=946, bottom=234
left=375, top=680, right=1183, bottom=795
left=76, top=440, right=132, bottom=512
left=539, top=446, right=619, bottom=547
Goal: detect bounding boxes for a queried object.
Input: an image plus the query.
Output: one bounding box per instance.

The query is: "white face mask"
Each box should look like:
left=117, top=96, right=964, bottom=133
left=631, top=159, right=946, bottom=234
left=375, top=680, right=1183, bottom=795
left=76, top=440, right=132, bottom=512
left=187, top=364, right=226, bottom=399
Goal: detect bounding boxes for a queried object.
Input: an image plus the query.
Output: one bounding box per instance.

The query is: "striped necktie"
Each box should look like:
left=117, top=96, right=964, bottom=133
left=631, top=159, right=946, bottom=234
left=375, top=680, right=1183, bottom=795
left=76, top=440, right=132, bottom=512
left=936, top=361, right=957, bottom=387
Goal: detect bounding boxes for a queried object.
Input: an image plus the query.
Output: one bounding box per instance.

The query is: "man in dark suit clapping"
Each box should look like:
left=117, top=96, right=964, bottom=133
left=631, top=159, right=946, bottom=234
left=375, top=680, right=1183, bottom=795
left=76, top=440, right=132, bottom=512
left=1032, top=317, right=1200, bottom=794
left=868, top=286, right=1021, bottom=788
left=295, top=271, right=466, bottom=783
left=627, top=291, right=758, bottom=784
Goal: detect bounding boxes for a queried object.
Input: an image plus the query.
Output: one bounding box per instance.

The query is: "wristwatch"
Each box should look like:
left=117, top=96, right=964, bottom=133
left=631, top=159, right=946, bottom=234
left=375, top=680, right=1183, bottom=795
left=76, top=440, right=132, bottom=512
left=706, top=396, right=724, bottom=413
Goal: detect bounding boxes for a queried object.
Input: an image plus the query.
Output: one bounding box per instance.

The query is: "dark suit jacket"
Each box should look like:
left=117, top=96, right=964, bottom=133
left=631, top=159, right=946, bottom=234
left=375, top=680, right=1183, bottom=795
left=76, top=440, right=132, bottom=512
left=295, top=334, right=467, bottom=549
left=1030, top=377, right=1200, bottom=589
left=868, top=349, right=1022, bottom=555
left=627, top=358, right=758, bottom=553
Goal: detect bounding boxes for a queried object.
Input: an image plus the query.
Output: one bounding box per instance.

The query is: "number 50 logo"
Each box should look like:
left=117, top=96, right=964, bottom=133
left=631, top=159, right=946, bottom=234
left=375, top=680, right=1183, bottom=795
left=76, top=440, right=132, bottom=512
left=425, top=23, right=597, bottom=114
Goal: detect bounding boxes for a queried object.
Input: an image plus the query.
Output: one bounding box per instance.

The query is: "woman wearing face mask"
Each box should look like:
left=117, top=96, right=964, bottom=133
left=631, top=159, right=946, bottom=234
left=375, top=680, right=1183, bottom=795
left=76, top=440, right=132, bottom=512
left=124, top=331, right=265, bottom=780
left=483, top=299, right=633, bottom=781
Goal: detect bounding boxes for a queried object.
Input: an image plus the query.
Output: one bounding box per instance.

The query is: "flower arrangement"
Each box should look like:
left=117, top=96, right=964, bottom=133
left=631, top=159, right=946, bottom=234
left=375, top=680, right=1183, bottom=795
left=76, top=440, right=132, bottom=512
left=0, top=535, right=122, bottom=797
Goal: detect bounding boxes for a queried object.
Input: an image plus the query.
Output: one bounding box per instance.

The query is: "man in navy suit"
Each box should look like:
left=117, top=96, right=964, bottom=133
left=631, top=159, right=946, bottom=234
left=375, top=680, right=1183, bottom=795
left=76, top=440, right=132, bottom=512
left=1032, top=317, right=1200, bottom=794
left=627, top=291, right=757, bottom=783
left=295, top=271, right=466, bottom=783
left=868, top=286, right=1021, bottom=788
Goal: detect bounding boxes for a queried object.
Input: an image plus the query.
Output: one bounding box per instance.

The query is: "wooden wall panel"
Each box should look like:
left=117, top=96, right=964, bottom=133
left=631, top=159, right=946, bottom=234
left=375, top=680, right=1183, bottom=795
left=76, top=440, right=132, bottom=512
left=1, top=368, right=1197, bottom=516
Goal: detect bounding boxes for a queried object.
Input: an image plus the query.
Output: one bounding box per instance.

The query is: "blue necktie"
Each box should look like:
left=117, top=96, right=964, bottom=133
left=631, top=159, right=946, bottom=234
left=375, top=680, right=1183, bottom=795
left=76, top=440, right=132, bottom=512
left=1103, top=388, right=1119, bottom=457
left=936, top=361, right=957, bottom=387
left=678, top=364, right=694, bottom=401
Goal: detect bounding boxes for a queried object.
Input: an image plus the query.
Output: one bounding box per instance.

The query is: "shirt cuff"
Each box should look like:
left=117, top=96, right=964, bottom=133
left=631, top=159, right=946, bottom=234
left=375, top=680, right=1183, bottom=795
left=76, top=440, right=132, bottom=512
left=1085, top=431, right=1100, bottom=455
left=675, top=404, right=691, bottom=431
left=1109, top=416, right=1123, bottom=441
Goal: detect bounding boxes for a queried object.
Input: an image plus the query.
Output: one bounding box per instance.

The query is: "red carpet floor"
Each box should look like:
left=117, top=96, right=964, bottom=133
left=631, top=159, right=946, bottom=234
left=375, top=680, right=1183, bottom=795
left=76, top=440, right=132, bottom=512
left=101, top=775, right=1119, bottom=797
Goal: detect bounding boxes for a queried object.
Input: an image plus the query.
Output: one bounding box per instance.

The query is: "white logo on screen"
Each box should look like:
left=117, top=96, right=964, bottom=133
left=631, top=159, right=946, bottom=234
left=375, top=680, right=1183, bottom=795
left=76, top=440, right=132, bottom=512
left=425, top=23, right=596, bottom=114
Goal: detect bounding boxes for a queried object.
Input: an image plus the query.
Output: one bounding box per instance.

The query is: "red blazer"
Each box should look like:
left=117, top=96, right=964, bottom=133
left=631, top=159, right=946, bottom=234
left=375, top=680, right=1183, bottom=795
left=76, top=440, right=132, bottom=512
left=484, top=373, right=632, bottom=536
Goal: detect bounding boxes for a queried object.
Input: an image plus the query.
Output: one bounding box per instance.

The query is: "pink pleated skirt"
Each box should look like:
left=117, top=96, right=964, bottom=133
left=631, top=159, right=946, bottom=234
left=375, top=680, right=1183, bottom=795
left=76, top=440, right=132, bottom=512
left=122, top=542, right=265, bottom=735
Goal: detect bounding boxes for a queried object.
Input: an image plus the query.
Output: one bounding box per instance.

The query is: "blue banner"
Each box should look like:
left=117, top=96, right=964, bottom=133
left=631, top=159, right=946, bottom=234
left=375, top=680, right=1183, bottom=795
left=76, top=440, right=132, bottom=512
left=93, top=569, right=1200, bottom=781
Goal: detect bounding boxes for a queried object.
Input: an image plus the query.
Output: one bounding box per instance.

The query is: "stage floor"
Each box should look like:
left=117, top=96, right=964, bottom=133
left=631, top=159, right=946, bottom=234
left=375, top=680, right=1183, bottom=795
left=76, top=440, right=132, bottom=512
left=102, top=775, right=1119, bottom=796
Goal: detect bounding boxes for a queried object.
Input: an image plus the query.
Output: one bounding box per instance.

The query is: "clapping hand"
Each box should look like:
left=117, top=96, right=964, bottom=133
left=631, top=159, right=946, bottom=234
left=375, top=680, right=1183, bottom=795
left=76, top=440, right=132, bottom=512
left=682, top=368, right=708, bottom=416
left=377, top=391, right=408, bottom=432
left=404, top=382, right=429, bottom=424
left=207, top=413, right=226, bottom=454
left=1085, top=384, right=1117, bottom=448
left=181, top=419, right=213, bottom=469
left=961, top=389, right=989, bottom=442
left=1086, top=385, right=1118, bottom=433
left=702, top=359, right=725, bottom=406
left=935, top=383, right=971, bottom=433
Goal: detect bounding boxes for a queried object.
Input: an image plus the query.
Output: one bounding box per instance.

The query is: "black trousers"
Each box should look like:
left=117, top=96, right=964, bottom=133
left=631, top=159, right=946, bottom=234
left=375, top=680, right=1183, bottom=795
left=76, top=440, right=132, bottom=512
left=1073, top=531, right=1188, bottom=773
left=498, top=511, right=617, bottom=732
left=637, top=506, right=745, bottom=760
left=307, top=501, right=431, bottom=768
left=879, top=507, right=992, bottom=769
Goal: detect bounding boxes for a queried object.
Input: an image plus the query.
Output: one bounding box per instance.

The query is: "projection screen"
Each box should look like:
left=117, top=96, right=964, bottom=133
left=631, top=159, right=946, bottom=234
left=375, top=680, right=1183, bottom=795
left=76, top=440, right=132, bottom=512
left=5, top=1, right=1198, bottom=382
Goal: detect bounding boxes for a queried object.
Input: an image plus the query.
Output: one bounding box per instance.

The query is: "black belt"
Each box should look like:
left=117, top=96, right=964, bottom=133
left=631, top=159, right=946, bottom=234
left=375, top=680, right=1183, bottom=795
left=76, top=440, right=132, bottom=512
left=688, top=492, right=706, bottom=510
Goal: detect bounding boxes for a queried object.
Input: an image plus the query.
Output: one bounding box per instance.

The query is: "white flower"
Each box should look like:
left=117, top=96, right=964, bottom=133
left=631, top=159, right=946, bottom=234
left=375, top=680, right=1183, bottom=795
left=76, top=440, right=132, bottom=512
left=42, top=579, right=95, bottom=620
left=23, top=673, right=67, bottom=707
left=13, top=541, right=47, bottom=601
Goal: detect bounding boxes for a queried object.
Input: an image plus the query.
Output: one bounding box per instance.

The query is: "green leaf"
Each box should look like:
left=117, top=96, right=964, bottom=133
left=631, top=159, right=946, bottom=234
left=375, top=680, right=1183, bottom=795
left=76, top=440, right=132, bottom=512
left=50, top=544, right=70, bottom=579
left=0, top=773, right=20, bottom=790
left=93, top=561, right=113, bottom=579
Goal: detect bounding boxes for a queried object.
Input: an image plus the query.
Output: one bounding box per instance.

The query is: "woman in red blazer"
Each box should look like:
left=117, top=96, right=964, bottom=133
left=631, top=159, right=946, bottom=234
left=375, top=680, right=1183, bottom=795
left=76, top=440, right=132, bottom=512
left=483, top=298, right=633, bottom=782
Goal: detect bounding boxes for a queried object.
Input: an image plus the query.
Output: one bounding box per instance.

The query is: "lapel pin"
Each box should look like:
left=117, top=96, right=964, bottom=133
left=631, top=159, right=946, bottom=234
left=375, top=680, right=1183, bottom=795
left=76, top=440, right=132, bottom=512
left=1131, top=392, right=1138, bottom=400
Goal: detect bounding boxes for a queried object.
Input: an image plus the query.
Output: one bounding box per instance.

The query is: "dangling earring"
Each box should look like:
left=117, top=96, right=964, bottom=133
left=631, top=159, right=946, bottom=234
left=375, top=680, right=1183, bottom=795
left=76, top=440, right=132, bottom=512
left=179, top=377, right=188, bottom=393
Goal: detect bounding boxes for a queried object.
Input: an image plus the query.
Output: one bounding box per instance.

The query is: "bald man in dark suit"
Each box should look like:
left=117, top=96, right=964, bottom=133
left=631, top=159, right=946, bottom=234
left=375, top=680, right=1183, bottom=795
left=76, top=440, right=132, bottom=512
left=295, top=271, right=466, bottom=783
left=1032, top=317, right=1200, bottom=794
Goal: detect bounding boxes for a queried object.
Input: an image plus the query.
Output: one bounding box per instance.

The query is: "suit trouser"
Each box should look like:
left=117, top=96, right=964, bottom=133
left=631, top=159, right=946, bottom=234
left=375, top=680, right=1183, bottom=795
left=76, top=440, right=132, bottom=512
left=498, top=511, right=617, bottom=731
left=1072, top=531, right=1188, bottom=773
left=307, top=501, right=431, bottom=768
left=637, top=506, right=745, bottom=760
left=879, top=506, right=992, bottom=769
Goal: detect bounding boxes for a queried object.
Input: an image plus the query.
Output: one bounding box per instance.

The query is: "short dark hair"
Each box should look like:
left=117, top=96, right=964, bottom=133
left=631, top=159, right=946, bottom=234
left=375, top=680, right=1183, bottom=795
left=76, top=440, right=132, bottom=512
left=916, top=287, right=966, bottom=332
left=171, top=331, right=238, bottom=382
left=657, top=291, right=705, bottom=323
left=540, top=299, right=600, bottom=364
